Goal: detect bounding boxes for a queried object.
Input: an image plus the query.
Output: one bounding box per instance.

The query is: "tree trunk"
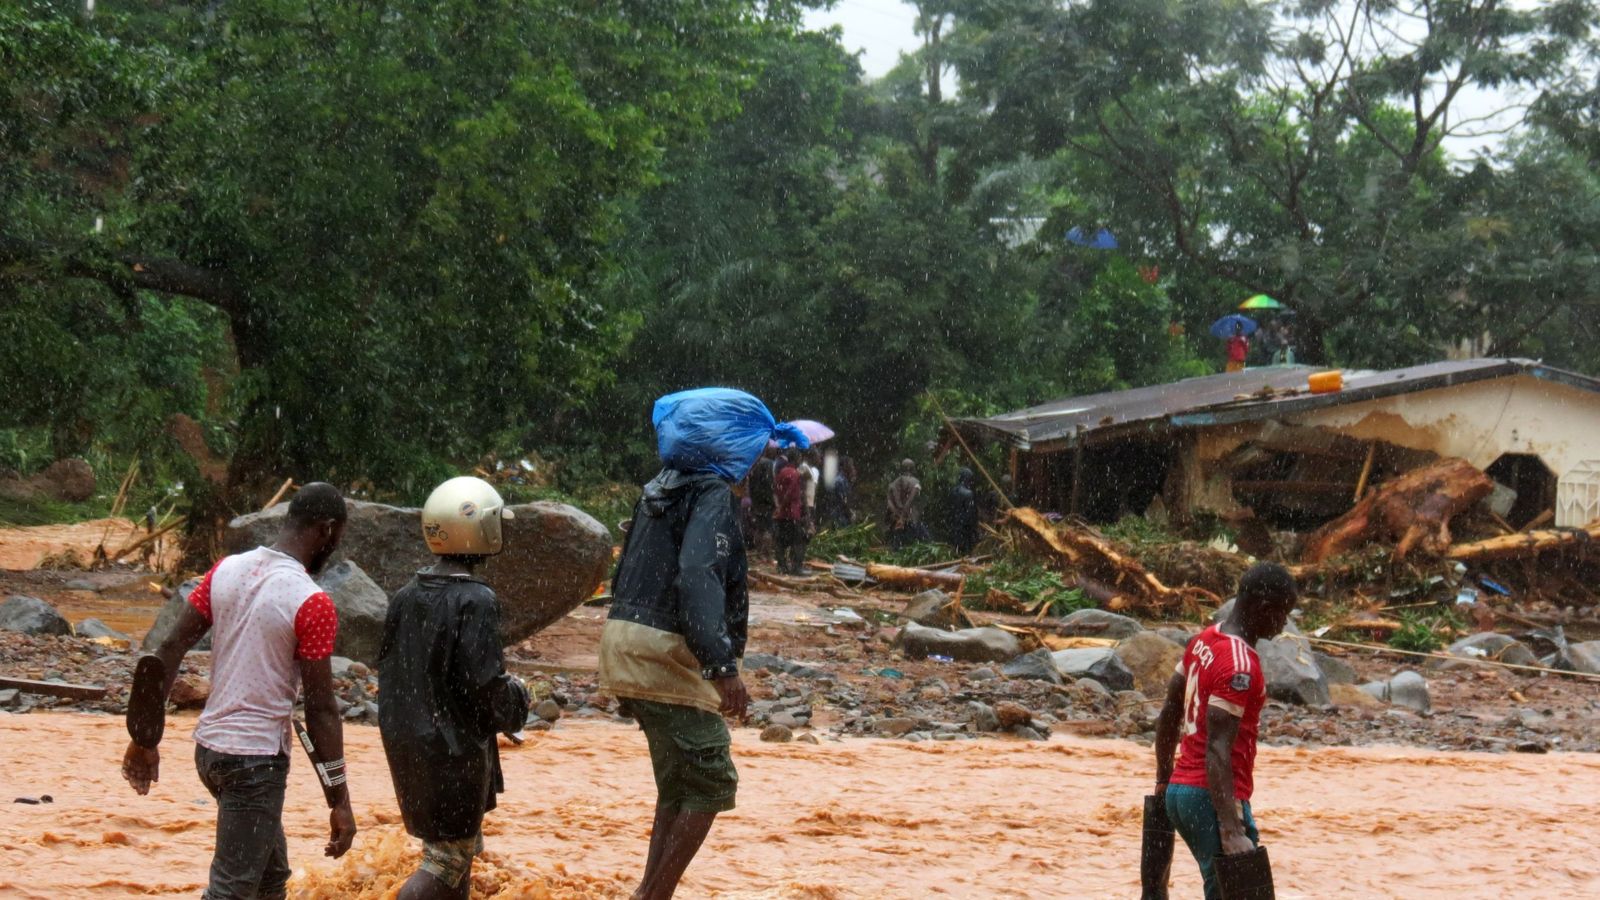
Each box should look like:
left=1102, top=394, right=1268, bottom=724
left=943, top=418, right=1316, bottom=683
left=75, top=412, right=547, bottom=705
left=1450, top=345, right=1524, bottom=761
left=1298, top=458, right=1493, bottom=564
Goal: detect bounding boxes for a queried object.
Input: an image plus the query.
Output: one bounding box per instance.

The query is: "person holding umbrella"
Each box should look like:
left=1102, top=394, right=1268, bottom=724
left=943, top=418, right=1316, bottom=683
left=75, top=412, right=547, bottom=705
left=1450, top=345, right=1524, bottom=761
left=1210, top=314, right=1258, bottom=373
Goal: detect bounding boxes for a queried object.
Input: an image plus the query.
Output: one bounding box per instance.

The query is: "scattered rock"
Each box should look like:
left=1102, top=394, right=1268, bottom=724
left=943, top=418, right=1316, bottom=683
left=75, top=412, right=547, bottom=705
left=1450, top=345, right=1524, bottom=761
left=0, top=596, right=72, bottom=637
left=0, top=689, right=19, bottom=708
left=1115, top=632, right=1185, bottom=697
left=1255, top=634, right=1331, bottom=706
left=64, top=579, right=100, bottom=593
left=967, top=701, right=1000, bottom=732
left=995, top=701, right=1033, bottom=730
left=227, top=499, right=611, bottom=645
left=1357, top=681, right=1390, bottom=703
left=1049, top=648, right=1135, bottom=692
left=329, top=656, right=357, bottom=677
left=1057, top=609, right=1144, bottom=640
left=874, top=717, right=918, bottom=736
left=893, top=623, right=1022, bottom=663
left=1012, top=725, right=1046, bottom=741
left=1446, top=633, right=1538, bottom=668
left=760, top=724, right=794, bottom=743
left=1001, top=649, right=1064, bottom=684
left=795, top=732, right=820, bottom=744
left=1073, top=677, right=1111, bottom=697
left=525, top=720, right=553, bottom=733
left=967, top=667, right=998, bottom=682
left=1330, top=683, right=1384, bottom=709
left=1514, top=740, right=1549, bottom=754
left=1387, top=670, right=1430, bottom=714
left=1553, top=640, right=1600, bottom=675
left=1155, top=627, right=1196, bottom=649
left=534, top=699, right=563, bottom=722
left=1314, top=652, right=1358, bottom=686
left=315, top=561, right=389, bottom=665
left=74, top=619, right=129, bottom=642
left=743, top=653, right=826, bottom=679
left=902, top=590, right=964, bottom=628
left=0, top=458, right=97, bottom=503
left=170, top=673, right=211, bottom=709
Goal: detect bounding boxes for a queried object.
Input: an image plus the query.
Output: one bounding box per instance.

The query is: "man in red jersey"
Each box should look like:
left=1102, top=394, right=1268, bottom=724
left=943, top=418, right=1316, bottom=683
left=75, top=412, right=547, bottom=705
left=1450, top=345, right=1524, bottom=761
left=1151, top=563, right=1296, bottom=899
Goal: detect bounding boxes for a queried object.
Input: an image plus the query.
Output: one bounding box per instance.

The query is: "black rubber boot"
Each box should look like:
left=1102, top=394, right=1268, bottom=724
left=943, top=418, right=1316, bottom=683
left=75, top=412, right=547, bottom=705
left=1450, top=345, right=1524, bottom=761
left=1140, top=795, right=1174, bottom=900
left=1216, top=845, right=1275, bottom=900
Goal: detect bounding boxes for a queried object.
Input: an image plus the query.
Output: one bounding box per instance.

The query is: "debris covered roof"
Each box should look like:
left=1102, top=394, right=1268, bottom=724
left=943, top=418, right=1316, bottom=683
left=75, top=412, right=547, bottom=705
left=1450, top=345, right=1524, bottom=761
left=956, top=358, right=1600, bottom=450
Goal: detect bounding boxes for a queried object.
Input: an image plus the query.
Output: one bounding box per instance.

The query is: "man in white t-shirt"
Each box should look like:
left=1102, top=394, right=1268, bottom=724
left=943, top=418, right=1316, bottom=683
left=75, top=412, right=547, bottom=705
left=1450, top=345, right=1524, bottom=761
left=123, top=483, right=356, bottom=899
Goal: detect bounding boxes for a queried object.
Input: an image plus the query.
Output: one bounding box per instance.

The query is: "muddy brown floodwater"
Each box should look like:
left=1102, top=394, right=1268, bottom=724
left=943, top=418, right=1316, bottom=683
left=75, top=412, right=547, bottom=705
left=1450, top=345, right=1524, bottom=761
left=4, top=713, right=1599, bottom=899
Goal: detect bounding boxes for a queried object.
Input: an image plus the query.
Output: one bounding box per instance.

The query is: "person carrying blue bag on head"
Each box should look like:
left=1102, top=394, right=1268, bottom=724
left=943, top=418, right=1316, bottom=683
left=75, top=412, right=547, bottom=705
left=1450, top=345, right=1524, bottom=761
left=599, top=388, right=808, bottom=900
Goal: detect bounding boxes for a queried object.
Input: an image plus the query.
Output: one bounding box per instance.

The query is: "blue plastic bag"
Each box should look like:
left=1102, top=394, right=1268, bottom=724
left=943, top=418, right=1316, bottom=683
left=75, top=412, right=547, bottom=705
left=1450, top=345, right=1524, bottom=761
left=652, top=388, right=809, bottom=481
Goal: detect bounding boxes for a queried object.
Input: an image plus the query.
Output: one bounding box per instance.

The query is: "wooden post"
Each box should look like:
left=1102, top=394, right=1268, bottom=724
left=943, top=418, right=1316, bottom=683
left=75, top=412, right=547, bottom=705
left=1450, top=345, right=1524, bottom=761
left=1069, top=427, right=1085, bottom=518
left=1353, top=442, right=1376, bottom=502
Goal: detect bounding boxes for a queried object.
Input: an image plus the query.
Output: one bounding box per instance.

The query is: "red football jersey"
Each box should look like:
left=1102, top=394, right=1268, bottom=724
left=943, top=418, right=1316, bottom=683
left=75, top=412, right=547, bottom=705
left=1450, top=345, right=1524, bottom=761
left=1170, top=625, right=1267, bottom=801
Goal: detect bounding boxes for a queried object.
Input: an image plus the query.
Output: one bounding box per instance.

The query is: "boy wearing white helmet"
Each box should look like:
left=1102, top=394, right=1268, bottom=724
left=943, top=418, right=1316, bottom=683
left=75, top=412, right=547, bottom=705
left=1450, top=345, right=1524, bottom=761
left=377, top=476, right=530, bottom=900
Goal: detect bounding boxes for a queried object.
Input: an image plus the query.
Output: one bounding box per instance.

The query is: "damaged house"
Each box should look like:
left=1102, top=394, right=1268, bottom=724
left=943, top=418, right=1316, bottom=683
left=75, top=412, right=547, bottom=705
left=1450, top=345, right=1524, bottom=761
left=954, top=359, right=1600, bottom=534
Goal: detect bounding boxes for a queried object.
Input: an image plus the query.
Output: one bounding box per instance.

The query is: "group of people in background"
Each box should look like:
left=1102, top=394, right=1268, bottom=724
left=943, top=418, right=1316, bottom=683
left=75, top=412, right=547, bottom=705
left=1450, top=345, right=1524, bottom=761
left=743, top=446, right=858, bottom=575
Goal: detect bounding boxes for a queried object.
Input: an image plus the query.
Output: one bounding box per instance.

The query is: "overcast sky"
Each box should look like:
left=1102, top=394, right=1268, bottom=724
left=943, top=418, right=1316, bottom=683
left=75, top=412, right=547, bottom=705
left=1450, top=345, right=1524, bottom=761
left=802, top=0, right=1523, bottom=158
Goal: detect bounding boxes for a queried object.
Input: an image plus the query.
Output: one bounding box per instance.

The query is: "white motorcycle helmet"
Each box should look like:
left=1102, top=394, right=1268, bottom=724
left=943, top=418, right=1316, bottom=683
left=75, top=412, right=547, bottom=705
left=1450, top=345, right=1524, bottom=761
left=420, top=476, right=514, bottom=556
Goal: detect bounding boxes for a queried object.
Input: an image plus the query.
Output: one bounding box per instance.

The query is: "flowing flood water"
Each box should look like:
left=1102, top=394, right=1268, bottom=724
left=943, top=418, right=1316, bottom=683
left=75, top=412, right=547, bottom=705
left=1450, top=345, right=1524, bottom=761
left=3, top=712, right=1597, bottom=898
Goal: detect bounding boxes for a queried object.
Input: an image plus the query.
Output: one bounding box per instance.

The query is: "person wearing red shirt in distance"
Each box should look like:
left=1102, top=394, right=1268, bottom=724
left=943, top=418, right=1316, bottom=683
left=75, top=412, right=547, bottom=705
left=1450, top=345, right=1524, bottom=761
left=772, top=450, right=807, bottom=575
left=123, top=483, right=357, bottom=899
left=1151, top=563, right=1296, bottom=899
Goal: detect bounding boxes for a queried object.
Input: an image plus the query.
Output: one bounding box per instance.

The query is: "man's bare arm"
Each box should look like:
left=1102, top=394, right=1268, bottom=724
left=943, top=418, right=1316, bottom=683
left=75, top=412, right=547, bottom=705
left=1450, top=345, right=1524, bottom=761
left=122, top=604, right=209, bottom=795
left=298, top=656, right=356, bottom=858
left=1204, top=705, right=1253, bottom=856
left=1152, top=672, right=1186, bottom=790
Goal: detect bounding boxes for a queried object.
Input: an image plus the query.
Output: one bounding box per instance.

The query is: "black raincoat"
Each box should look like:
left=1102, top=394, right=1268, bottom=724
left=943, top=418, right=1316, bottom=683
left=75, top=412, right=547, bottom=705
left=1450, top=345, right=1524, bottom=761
left=377, top=573, right=529, bottom=842
left=608, top=470, right=748, bottom=676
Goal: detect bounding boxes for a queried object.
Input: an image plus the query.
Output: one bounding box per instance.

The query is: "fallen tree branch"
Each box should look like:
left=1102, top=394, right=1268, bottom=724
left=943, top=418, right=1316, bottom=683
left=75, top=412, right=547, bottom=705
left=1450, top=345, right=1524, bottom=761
left=1300, top=458, right=1493, bottom=564
left=1303, top=635, right=1600, bottom=682
left=1003, top=507, right=1216, bottom=614
left=1447, top=520, right=1600, bottom=563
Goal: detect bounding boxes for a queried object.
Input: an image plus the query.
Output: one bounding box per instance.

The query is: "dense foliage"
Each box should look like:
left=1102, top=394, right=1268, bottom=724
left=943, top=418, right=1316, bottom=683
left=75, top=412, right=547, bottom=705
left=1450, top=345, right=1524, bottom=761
left=5, top=0, right=1600, bottom=521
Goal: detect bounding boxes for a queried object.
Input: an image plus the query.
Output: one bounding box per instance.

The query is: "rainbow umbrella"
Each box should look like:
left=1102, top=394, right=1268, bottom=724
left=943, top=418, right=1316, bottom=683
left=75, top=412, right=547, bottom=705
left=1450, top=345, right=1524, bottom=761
left=1239, top=294, right=1283, bottom=311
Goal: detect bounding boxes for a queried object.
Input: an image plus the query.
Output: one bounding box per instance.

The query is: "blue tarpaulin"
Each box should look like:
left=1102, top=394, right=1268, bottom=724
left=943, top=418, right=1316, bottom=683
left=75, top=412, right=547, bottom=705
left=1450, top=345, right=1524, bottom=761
left=1066, top=226, right=1118, bottom=250
left=652, top=388, right=809, bottom=481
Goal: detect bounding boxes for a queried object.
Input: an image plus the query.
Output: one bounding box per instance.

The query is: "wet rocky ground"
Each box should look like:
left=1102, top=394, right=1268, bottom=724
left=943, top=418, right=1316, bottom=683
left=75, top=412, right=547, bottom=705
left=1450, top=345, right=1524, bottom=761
left=5, top=587, right=1597, bottom=755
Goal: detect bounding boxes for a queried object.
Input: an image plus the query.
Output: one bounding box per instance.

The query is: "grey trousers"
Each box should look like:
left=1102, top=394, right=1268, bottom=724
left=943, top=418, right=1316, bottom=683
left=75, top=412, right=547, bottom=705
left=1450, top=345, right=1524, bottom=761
left=194, top=745, right=291, bottom=900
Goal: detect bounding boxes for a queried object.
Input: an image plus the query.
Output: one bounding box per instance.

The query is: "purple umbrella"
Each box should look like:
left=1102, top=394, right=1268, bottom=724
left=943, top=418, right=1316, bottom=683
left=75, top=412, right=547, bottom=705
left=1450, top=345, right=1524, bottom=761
left=770, top=419, right=835, bottom=448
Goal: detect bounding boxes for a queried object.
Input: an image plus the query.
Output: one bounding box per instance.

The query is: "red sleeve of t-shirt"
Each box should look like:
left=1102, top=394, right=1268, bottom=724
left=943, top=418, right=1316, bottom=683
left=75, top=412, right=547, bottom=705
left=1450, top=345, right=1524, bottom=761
left=186, top=562, right=222, bottom=625
left=293, top=592, right=339, bottom=661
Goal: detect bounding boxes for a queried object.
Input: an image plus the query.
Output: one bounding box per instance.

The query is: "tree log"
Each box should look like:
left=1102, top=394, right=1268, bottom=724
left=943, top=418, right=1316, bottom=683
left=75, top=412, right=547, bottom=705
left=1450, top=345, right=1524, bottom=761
left=1003, top=507, right=1211, bottom=613
left=863, top=563, right=965, bottom=592
left=1298, top=458, right=1493, bottom=564
left=1448, top=520, right=1600, bottom=562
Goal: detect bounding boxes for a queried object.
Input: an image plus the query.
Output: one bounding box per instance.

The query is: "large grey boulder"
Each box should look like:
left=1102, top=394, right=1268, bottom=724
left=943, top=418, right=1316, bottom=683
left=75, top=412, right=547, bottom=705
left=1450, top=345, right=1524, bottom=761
left=1314, top=651, right=1358, bottom=686
left=1116, top=631, right=1186, bottom=697
left=1256, top=633, right=1330, bottom=706
left=1446, top=633, right=1538, bottom=668
left=143, top=578, right=211, bottom=652
left=893, top=623, right=1022, bottom=663
left=1001, top=648, right=1064, bottom=684
left=1050, top=648, right=1135, bottom=692
left=315, top=561, right=388, bottom=665
left=226, top=498, right=611, bottom=646
left=0, top=596, right=71, bottom=636
left=1057, top=609, right=1144, bottom=640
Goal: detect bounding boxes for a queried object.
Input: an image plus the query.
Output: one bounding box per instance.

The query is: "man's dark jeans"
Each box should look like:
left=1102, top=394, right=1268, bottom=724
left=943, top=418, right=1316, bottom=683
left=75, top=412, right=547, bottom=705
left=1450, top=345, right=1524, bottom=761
left=194, top=745, right=291, bottom=900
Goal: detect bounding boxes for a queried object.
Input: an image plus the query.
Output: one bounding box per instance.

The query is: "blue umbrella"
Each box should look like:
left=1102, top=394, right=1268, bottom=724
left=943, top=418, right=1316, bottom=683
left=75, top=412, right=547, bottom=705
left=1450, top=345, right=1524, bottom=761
left=1066, top=226, right=1118, bottom=250
left=1209, top=314, right=1258, bottom=339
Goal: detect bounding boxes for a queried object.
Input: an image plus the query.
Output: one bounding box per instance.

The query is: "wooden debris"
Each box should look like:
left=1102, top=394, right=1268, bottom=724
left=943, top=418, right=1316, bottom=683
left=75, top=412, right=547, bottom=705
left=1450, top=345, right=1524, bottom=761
left=1299, top=458, right=1493, bottom=564
left=261, top=477, right=295, bottom=510
left=1002, top=507, right=1214, bottom=613
left=1447, top=519, right=1600, bottom=563
left=0, top=677, right=108, bottom=701
left=1519, top=509, right=1555, bottom=532
left=863, top=563, right=965, bottom=593
left=110, top=516, right=186, bottom=562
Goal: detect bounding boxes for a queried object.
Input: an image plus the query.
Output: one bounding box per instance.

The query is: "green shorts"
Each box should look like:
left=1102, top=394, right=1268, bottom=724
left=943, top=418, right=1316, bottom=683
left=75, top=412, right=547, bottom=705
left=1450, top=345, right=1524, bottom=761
left=619, top=698, right=738, bottom=813
left=421, top=831, right=483, bottom=888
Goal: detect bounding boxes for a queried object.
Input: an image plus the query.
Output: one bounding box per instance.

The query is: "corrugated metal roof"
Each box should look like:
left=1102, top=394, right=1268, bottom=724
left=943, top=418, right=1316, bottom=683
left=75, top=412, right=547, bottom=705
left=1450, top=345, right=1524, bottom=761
left=956, top=359, right=1600, bottom=450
